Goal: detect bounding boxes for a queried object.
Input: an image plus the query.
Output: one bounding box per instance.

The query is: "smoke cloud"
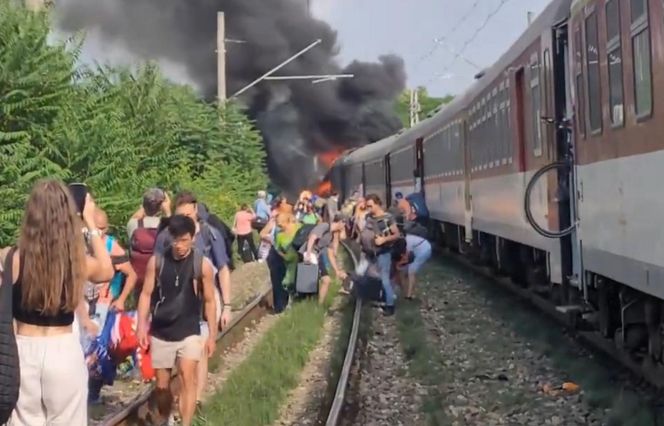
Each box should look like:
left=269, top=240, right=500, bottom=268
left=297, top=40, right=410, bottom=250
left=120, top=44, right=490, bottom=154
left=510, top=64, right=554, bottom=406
left=54, top=0, right=406, bottom=190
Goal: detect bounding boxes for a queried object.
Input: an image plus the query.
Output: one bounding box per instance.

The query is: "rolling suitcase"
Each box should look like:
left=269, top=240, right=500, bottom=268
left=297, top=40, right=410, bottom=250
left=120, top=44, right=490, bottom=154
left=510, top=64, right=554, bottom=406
left=296, top=262, right=319, bottom=294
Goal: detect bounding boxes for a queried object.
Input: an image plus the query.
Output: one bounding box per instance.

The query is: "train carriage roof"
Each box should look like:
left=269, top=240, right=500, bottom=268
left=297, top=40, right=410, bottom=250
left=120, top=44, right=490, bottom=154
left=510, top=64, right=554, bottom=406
left=336, top=0, right=572, bottom=168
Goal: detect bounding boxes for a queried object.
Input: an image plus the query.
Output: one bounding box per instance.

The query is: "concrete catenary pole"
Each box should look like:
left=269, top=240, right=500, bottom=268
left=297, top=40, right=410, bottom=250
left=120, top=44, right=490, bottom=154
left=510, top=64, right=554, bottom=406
left=217, top=12, right=227, bottom=103
left=25, top=0, right=45, bottom=11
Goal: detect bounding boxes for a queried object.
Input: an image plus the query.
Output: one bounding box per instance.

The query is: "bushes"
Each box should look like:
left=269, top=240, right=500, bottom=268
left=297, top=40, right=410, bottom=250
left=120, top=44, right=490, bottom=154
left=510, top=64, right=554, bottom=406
left=0, top=1, right=266, bottom=245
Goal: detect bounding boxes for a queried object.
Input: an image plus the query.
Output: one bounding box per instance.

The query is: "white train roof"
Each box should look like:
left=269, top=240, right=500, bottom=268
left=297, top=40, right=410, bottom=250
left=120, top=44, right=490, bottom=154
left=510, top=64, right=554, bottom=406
left=337, top=0, right=572, bottom=167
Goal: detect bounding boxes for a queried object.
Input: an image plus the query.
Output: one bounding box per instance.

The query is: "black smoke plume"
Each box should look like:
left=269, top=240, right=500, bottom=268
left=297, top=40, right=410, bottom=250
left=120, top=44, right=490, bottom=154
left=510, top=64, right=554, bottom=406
left=54, top=0, right=406, bottom=190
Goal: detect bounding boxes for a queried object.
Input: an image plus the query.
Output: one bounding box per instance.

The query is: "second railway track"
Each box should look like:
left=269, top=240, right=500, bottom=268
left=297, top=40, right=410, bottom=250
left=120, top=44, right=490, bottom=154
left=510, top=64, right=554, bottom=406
left=100, top=241, right=366, bottom=426
left=101, top=287, right=273, bottom=426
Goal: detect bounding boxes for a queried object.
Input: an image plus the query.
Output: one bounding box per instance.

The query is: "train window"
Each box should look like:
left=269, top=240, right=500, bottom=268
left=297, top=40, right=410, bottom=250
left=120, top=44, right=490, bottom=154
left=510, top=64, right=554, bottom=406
left=585, top=12, right=602, bottom=134
left=530, top=54, right=543, bottom=157
left=606, top=0, right=624, bottom=127
left=630, top=0, right=652, bottom=119
left=574, top=26, right=586, bottom=138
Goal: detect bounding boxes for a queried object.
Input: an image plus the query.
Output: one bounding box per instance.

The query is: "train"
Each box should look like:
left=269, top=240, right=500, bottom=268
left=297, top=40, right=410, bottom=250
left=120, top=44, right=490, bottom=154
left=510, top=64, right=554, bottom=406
left=329, top=0, right=664, bottom=369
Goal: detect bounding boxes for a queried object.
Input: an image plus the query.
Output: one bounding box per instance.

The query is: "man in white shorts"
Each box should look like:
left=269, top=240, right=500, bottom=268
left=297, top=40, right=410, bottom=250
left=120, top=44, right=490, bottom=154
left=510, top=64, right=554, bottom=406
left=137, top=215, right=218, bottom=426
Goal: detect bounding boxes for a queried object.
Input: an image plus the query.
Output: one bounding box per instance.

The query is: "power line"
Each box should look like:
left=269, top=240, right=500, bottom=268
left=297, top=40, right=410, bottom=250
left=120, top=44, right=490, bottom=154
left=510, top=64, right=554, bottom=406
left=426, top=0, right=512, bottom=85
left=416, top=0, right=481, bottom=66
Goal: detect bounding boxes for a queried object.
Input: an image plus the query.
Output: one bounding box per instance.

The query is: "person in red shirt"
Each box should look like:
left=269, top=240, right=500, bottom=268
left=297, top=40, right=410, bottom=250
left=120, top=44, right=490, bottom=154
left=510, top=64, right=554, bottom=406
left=233, top=204, right=258, bottom=261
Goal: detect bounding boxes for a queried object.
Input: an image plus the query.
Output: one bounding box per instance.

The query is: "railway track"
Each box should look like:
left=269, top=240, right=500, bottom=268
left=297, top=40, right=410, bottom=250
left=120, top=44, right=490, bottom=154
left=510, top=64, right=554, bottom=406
left=100, top=287, right=273, bottom=426
left=325, top=241, right=362, bottom=426
left=440, top=245, right=664, bottom=394
left=100, top=242, right=365, bottom=426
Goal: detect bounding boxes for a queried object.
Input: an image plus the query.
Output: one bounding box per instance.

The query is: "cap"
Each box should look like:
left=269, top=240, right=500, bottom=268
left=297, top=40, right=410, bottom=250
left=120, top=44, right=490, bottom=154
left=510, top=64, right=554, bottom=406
left=143, top=188, right=166, bottom=204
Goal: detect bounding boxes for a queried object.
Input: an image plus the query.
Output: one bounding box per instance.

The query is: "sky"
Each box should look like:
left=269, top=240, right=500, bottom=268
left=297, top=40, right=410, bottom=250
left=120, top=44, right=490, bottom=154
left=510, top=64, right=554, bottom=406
left=311, top=0, right=551, bottom=97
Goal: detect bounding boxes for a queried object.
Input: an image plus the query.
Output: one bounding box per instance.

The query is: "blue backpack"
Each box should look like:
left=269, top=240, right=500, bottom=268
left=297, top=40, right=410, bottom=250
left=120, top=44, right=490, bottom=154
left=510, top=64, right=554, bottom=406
left=406, top=192, right=430, bottom=219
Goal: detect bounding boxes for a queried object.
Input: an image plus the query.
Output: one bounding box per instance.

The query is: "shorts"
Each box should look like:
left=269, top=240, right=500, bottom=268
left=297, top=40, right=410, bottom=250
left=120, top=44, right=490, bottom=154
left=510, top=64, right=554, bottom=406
left=318, top=251, right=331, bottom=277
left=151, top=335, right=203, bottom=369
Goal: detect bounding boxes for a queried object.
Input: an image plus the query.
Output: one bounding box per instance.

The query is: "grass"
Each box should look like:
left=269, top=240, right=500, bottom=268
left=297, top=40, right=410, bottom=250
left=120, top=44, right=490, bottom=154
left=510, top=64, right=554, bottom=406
left=395, top=299, right=452, bottom=425
left=195, top=251, right=353, bottom=426
left=196, top=291, right=337, bottom=425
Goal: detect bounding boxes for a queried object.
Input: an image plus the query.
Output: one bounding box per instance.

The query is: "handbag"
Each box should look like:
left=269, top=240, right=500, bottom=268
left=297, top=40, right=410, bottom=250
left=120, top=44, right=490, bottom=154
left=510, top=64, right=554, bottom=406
left=0, top=247, right=20, bottom=424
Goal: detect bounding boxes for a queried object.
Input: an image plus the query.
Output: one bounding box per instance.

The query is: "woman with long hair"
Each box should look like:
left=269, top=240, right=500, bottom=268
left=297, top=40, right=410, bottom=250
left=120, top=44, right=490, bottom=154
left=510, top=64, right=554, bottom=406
left=4, top=179, right=113, bottom=425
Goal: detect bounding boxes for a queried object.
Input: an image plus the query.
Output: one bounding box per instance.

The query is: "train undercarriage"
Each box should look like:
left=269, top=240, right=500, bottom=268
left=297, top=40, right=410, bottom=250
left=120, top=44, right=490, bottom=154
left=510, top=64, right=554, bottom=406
left=434, top=220, right=664, bottom=380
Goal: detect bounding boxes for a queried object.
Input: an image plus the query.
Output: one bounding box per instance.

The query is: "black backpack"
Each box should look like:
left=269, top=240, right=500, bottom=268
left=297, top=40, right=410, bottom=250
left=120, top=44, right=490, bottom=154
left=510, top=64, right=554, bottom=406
left=292, top=224, right=317, bottom=251
left=403, top=221, right=429, bottom=240
left=202, top=213, right=235, bottom=271
left=0, top=248, right=20, bottom=424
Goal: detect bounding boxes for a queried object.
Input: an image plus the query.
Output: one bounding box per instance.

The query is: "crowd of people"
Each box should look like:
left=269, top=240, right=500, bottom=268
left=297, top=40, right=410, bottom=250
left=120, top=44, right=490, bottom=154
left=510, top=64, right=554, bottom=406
left=0, top=179, right=433, bottom=426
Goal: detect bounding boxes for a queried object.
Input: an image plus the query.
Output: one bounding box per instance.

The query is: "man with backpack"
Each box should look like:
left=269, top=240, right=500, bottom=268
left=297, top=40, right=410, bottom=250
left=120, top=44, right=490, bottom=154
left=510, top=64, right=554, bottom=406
left=127, top=188, right=171, bottom=295
left=364, top=194, right=401, bottom=316
left=153, top=191, right=232, bottom=409
left=136, top=215, right=218, bottom=426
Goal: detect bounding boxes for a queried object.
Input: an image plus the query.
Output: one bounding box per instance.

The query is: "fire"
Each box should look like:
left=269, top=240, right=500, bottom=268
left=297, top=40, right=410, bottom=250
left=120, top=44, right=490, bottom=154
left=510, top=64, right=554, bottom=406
left=316, top=180, right=333, bottom=197
left=317, top=148, right=345, bottom=168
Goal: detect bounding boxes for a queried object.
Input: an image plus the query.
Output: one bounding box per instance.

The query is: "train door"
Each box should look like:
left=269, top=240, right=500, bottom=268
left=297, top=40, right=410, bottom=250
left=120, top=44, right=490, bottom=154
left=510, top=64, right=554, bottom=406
left=414, top=138, right=424, bottom=194
left=384, top=154, right=392, bottom=207
left=361, top=163, right=366, bottom=196
left=514, top=68, right=528, bottom=173
left=463, top=120, right=473, bottom=244
left=554, top=22, right=583, bottom=295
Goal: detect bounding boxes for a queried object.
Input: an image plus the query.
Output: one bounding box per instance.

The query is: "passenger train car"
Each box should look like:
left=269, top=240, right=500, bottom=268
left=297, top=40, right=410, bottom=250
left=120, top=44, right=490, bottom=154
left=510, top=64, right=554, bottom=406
left=330, top=0, right=664, bottom=368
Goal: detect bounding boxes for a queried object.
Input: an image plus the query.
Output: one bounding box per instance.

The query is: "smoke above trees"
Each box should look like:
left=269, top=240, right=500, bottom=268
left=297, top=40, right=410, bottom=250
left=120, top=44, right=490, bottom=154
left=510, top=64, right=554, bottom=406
left=54, top=0, right=406, bottom=189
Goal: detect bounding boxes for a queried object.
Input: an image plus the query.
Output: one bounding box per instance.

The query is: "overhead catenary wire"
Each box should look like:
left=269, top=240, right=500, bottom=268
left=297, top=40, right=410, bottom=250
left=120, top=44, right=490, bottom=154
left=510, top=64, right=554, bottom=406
left=426, top=0, right=512, bottom=85
left=416, top=0, right=481, bottom=66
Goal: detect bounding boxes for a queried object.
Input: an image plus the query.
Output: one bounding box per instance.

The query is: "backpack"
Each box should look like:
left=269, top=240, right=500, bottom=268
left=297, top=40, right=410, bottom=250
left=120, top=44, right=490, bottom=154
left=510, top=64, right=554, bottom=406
left=152, top=250, right=204, bottom=327
left=130, top=219, right=159, bottom=290
left=292, top=224, right=317, bottom=251
left=0, top=248, right=19, bottom=424
left=204, top=211, right=235, bottom=270
left=403, top=221, right=429, bottom=240
left=406, top=192, right=430, bottom=219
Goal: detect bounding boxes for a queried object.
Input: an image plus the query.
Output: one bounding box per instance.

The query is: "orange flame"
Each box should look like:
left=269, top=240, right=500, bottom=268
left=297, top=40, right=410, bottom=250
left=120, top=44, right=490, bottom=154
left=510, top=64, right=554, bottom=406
left=316, top=180, right=333, bottom=197
left=318, top=148, right=345, bottom=168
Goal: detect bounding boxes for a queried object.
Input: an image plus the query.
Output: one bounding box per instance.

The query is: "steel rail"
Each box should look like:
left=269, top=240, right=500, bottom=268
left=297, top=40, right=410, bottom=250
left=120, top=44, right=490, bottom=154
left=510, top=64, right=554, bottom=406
left=101, top=285, right=273, bottom=426
left=326, top=241, right=362, bottom=426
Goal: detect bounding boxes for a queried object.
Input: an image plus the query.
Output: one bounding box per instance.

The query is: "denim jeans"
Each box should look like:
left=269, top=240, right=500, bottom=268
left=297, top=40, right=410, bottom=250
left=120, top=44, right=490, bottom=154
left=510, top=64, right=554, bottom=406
left=267, top=247, right=289, bottom=312
left=377, top=252, right=396, bottom=307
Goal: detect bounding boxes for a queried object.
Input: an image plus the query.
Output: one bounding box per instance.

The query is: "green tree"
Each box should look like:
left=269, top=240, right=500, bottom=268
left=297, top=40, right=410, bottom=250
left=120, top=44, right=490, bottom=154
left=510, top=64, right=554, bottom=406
left=394, top=87, right=454, bottom=128
left=0, top=1, right=267, bottom=245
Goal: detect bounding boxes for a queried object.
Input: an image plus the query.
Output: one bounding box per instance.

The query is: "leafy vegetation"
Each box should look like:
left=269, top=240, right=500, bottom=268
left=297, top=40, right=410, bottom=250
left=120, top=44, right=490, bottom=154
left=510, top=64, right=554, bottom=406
left=0, top=2, right=266, bottom=245
left=394, top=87, right=454, bottom=128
